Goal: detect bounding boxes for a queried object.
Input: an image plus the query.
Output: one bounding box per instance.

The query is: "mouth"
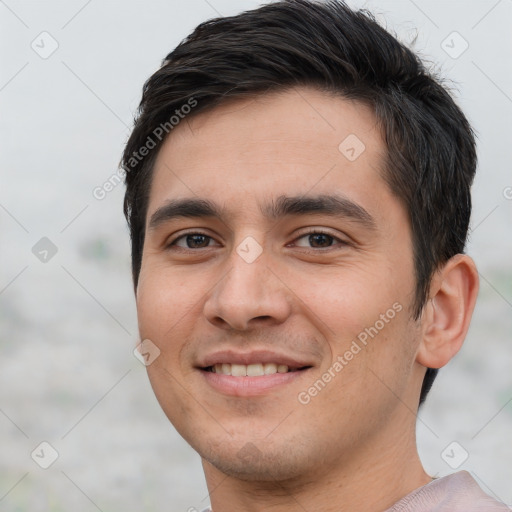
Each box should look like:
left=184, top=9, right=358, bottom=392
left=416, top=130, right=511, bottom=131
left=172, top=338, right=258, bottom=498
left=197, top=351, right=314, bottom=396
left=203, top=362, right=311, bottom=376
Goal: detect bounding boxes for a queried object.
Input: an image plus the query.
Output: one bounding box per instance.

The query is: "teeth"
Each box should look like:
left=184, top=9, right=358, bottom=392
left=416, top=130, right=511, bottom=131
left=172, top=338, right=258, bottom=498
left=211, top=363, right=290, bottom=376
left=247, top=363, right=264, bottom=377
left=231, top=364, right=246, bottom=377
left=264, top=363, right=278, bottom=375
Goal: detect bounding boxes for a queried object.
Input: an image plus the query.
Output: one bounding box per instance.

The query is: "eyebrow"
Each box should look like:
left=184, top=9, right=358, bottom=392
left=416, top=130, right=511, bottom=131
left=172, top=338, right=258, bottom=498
left=148, top=194, right=376, bottom=231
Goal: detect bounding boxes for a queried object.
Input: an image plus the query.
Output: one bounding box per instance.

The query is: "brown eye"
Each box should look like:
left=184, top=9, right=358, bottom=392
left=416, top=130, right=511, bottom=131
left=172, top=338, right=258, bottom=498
left=169, top=233, right=217, bottom=249
left=293, top=230, right=345, bottom=249
left=307, top=233, right=334, bottom=248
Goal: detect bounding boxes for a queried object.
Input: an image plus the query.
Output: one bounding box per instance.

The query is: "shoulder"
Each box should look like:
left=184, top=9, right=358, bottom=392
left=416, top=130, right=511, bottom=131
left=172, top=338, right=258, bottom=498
left=387, top=471, right=510, bottom=512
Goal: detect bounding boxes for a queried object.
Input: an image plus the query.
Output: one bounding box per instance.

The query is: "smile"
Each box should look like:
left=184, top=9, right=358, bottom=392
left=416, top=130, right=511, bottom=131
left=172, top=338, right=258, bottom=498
left=200, top=365, right=312, bottom=397
left=197, top=350, right=314, bottom=396
left=206, top=363, right=306, bottom=376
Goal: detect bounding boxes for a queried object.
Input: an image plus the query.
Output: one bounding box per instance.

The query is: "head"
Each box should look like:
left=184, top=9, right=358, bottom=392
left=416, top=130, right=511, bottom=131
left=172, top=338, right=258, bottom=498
left=122, top=0, right=478, bottom=484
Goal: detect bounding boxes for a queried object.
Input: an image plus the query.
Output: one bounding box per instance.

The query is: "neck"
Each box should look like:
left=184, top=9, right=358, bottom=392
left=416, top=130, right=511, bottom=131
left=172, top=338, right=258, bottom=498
left=202, top=417, right=431, bottom=512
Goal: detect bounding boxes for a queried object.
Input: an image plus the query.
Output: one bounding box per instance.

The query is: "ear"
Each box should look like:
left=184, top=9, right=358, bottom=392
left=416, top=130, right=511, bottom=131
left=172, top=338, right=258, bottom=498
left=416, top=254, right=479, bottom=369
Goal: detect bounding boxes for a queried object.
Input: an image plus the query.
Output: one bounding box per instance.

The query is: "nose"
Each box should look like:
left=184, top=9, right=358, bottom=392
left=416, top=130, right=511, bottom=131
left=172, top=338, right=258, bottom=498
left=203, top=245, right=293, bottom=331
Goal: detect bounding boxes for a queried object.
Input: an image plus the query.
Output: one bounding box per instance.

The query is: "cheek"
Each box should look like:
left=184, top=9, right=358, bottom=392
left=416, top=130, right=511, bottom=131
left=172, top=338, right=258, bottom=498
left=136, top=262, right=198, bottom=340
left=135, top=274, right=196, bottom=404
left=136, top=267, right=202, bottom=426
left=311, top=269, right=414, bottom=385
left=298, top=268, right=401, bottom=344
left=303, top=314, right=415, bottom=438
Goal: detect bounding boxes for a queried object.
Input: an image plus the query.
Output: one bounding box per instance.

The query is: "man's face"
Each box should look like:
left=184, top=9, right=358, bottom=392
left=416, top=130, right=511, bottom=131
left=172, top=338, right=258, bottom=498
left=136, top=87, right=423, bottom=481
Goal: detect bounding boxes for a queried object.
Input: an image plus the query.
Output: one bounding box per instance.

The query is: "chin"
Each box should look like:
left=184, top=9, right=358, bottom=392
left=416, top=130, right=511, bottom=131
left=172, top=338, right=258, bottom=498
left=206, top=453, right=305, bottom=482
left=200, top=436, right=313, bottom=482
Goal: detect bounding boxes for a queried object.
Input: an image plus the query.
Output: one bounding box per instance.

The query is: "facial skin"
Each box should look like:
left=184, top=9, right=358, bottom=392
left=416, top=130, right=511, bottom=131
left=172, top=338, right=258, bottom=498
left=136, top=86, right=479, bottom=511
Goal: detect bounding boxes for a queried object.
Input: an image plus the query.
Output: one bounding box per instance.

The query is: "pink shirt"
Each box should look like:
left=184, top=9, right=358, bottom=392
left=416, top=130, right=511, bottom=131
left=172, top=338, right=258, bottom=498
left=385, top=471, right=510, bottom=511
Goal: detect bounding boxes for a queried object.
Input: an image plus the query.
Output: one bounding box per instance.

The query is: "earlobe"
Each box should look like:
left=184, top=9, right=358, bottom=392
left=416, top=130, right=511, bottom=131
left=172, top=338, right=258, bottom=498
left=416, top=254, right=479, bottom=369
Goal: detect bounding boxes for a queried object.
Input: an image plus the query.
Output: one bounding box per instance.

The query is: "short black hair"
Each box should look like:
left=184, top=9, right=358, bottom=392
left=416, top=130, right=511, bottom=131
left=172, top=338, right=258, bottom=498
left=121, top=0, right=477, bottom=406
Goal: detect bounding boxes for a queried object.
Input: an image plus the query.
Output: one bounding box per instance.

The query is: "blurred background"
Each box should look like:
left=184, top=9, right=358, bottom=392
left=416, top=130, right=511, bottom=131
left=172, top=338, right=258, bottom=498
left=1, top=0, right=511, bottom=510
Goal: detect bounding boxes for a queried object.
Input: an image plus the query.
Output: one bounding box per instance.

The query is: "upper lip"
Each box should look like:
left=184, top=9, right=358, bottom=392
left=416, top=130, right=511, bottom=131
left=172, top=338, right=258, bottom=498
left=197, top=350, right=314, bottom=370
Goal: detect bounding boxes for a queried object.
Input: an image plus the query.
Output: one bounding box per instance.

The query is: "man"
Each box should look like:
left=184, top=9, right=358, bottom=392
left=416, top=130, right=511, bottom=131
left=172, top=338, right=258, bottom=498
left=121, top=1, right=508, bottom=510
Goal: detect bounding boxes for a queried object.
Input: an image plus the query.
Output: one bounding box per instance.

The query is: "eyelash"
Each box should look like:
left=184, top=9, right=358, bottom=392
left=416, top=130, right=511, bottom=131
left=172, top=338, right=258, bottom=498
left=166, top=229, right=348, bottom=252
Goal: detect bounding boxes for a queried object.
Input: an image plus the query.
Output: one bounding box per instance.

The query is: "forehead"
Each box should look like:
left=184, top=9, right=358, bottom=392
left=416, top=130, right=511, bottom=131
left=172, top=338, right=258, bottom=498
left=148, top=86, right=389, bottom=220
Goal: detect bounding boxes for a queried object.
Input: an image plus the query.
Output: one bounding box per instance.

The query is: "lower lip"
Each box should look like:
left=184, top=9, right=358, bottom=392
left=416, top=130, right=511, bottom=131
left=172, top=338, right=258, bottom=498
left=199, top=369, right=309, bottom=397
